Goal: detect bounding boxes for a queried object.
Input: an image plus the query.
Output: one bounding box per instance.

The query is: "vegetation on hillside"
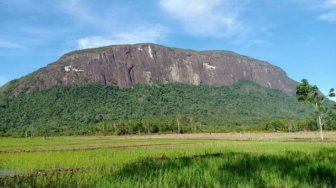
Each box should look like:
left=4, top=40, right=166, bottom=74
left=0, top=81, right=317, bottom=136
left=296, top=79, right=336, bottom=140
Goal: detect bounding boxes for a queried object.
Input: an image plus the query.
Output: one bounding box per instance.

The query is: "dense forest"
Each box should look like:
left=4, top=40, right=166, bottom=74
left=0, top=80, right=330, bottom=137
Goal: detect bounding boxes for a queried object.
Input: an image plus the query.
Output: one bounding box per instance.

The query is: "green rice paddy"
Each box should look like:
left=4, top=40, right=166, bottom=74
left=1, top=136, right=336, bottom=187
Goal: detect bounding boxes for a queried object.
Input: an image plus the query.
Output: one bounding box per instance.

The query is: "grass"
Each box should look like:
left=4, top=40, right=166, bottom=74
left=1, top=135, right=336, bottom=187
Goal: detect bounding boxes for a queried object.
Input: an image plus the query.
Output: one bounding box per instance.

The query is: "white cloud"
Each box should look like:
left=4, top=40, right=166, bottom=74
left=242, top=39, right=271, bottom=49
left=282, top=0, right=336, bottom=23
left=159, top=0, right=246, bottom=38
left=77, top=26, right=167, bottom=49
left=0, top=39, right=23, bottom=49
left=58, top=0, right=168, bottom=49
left=318, top=0, right=336, bottom=22
left=78, top=37, right=112, bottom=49
left=319, top=12, right=336, bottom=21
left=60, top=0, right=97, bottom=25
left=324, top=0, right=336, bottom=8
left=59, top=0, right=119, bottom=29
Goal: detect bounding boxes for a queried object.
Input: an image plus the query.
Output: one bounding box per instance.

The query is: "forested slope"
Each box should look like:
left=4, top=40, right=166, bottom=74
left=0, top=81, right=313, bottom=136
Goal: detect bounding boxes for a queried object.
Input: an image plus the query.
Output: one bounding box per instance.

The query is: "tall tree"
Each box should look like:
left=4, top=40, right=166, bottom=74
left=296, top=79, right=335, bottom=140
left=176, top=114, right=181, bottom=135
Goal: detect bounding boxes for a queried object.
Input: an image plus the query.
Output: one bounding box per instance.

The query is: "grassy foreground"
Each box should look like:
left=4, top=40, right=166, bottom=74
left=1, top=135, right=336, bottom=187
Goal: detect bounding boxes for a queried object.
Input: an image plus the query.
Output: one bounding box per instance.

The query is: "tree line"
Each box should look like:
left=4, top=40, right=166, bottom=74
left=0, top=80, right=332, bottom=137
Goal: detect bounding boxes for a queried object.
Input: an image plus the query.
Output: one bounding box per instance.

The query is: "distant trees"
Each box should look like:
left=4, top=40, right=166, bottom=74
left=296, top=79, right=335, bottom=140
left=0, top=81, right=318, bottom=136
left=96, top=114, right=109, bottom=135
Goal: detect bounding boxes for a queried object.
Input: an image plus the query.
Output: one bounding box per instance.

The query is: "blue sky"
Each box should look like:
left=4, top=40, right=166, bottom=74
left=0, top=0, right=335, bottom=95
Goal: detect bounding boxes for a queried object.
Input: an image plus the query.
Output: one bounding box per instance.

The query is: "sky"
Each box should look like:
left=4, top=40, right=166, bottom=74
left=0, top=0, right=335, bottom=96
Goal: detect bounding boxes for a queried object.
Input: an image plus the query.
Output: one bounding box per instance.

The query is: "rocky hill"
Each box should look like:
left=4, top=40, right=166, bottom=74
left=0, top=44, right=315, bottom=136
left=2, top=43, right=297, bottom=95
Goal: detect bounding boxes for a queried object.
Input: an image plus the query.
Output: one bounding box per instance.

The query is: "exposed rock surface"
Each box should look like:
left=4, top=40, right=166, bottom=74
left=4, top=43, right=297, bottom=95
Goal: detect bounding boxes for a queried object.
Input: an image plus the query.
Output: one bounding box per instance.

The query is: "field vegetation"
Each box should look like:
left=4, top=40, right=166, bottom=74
left=1, top=134, right=336, bottom=187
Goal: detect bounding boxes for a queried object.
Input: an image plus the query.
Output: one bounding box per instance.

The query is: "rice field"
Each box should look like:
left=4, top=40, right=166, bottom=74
left=1, top=132, right=336, bottom=187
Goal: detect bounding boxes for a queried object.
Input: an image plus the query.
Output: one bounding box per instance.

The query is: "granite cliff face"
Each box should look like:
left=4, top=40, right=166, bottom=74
left=4, top=43, right=297, bottom=95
